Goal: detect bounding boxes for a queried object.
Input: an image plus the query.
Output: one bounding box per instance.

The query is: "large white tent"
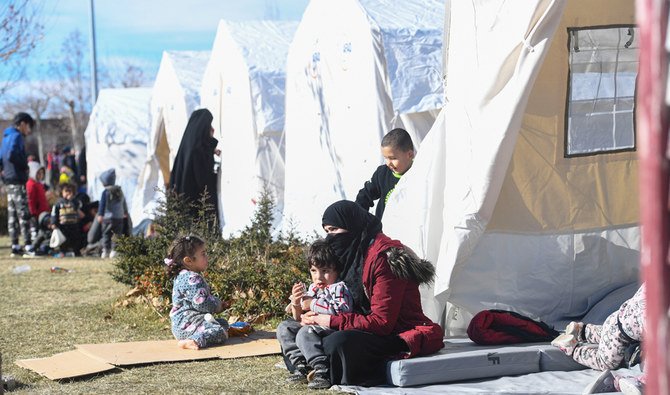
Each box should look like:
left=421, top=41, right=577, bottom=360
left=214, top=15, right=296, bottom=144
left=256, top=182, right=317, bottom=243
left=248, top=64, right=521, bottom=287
left=384, top=0, right=639, bottom=334
left=282, top=0, right=444, bottom=235
left=200, top=20, right=297, bottom=236
left=85, top=87, right=152, bottom=219
left=131, top=51, right=210, bottom=226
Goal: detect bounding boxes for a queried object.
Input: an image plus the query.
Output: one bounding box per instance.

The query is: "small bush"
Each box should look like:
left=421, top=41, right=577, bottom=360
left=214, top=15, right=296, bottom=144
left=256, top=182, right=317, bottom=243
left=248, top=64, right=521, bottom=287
left=113, top=188, right=309, bottom=322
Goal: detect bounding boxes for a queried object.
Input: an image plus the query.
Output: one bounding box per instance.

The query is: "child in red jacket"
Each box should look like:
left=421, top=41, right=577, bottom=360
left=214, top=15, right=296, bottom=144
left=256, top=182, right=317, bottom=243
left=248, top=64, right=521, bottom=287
left=26, top=161, right=49, bottom=249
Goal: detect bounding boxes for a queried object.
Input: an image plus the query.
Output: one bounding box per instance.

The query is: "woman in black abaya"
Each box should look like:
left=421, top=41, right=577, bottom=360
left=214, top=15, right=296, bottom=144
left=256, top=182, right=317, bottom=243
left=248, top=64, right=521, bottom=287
left=169, top=109, right=220, bottom=226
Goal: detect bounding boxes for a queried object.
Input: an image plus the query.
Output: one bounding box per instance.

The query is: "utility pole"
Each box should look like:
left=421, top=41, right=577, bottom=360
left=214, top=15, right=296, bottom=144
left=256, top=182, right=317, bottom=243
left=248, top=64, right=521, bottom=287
left=88, top=0, right=98, bottom=109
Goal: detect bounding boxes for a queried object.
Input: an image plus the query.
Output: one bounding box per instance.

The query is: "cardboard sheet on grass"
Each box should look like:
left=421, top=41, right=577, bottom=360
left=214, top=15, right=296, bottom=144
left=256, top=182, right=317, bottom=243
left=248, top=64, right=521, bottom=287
left=16, top=331, right=279, bottom=380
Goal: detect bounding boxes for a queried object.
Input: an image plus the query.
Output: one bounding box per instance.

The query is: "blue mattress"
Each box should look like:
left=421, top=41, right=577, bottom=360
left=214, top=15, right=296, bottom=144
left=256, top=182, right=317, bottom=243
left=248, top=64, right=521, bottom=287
left=386, top=338, right=585, bottom=387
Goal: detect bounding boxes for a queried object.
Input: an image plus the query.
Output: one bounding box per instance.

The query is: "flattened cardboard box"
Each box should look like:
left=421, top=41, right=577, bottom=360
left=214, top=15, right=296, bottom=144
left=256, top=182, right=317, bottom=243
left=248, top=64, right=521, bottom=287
left=15, top=350, right=116, bottom=380
left=16, top=331, right=280, bottom=380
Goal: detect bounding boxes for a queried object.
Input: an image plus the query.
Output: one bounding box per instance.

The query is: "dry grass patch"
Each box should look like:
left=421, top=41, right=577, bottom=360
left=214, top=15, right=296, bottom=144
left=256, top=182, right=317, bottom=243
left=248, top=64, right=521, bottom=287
left=0, top=238, right=336, bottom=394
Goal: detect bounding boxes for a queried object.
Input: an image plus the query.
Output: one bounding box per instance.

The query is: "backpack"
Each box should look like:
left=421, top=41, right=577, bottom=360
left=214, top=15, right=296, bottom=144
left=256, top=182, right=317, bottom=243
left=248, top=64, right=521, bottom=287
left=467, top=309, right=560, bottom=345
left=104, top=185, right=126, bottom=219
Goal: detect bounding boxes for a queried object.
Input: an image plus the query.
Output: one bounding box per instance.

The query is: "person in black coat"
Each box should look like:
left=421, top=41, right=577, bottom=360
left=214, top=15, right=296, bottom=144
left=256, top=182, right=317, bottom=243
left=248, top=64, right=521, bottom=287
left=169, top=109, right=220, bottom=227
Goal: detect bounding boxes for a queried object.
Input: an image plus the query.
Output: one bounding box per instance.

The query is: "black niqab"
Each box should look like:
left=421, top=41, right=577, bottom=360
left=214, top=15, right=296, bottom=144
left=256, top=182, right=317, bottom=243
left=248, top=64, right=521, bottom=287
left=322, top=200, right=382, bottom=314
left=169, top=109, right=219, bottom=221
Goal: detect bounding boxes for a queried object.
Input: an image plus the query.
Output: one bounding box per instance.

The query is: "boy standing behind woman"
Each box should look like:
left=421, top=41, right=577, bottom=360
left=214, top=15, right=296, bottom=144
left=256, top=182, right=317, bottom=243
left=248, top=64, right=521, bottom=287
left=97, top=168, right=128, bottom=258
left=356, top=128, right=415, bottom=219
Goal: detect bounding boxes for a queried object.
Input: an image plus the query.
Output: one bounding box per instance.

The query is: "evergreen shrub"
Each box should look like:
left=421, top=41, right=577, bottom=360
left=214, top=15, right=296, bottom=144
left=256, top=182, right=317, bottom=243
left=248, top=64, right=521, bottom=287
left=113, top=189, right=309, bottom=321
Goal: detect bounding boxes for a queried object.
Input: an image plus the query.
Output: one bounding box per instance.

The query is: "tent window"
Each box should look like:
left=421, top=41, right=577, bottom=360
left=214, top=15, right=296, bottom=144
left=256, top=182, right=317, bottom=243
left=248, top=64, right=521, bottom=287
left=565, top=26, right=638, bottom=157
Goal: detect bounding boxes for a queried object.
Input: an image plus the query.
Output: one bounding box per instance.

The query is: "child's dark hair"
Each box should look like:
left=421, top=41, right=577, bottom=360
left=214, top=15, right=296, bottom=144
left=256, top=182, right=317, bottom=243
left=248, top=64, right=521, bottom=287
left=60, top=183, right=76, bottom=195
left=165, top=235, right=206, bottom=278
left=381, top=128, right=414, bottom=152
left=307, top=239, right=339, bottom=272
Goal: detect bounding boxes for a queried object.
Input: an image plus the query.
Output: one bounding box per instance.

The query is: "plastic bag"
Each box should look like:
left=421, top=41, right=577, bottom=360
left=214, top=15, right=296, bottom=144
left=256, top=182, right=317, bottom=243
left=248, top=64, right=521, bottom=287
left=49, top=228, right=67, bottom=248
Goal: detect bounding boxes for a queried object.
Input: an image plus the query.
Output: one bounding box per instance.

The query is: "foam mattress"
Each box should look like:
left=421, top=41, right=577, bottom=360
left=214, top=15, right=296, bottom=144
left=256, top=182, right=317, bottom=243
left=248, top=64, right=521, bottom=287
left=386, top=338, right=585, bottom=387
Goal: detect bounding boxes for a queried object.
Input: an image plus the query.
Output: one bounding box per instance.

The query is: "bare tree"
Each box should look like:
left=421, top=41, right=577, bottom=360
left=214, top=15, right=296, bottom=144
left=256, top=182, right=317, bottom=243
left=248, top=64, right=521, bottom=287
left=0, top=1, right=44, bottom=94
left=3, top=85, right=51, bottom=165
left=120, top=62, right=146, bottom=88
left=49, top=30, right=90, bottom=153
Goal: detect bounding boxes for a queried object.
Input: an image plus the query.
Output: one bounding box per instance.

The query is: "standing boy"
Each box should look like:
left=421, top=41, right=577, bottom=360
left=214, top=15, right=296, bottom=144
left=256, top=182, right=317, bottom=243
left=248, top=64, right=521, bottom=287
left=51, top=183, right=84, bottom=257
left=1, top=112, right=34, bottom=255
left=97, top=168, right=128, bottom=258
left=355, top=128, right=415, bottom=219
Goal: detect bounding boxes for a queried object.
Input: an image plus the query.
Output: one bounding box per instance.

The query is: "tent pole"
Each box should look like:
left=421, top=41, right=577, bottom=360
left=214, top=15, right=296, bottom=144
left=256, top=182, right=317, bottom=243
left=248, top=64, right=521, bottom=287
left=636, top=0, right=670, bottom=393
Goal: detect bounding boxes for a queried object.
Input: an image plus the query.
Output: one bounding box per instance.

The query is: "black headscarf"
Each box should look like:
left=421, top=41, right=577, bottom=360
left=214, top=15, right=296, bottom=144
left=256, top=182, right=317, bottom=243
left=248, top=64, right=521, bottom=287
left=169, top=109, right=219, bottom=221
left=322, top=200, right=382, bottom=314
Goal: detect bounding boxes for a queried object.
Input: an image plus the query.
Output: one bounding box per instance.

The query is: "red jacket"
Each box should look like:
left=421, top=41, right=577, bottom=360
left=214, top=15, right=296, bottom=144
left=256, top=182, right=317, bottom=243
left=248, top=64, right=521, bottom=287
left=329, top=233, right=444, bottom=358
left=26, top=178, right=49, bottom=217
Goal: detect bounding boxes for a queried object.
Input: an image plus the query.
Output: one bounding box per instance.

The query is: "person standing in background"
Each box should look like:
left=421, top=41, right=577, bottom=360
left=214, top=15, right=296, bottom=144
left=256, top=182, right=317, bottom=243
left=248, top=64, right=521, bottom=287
left=1, top=112, right=34, bottom=256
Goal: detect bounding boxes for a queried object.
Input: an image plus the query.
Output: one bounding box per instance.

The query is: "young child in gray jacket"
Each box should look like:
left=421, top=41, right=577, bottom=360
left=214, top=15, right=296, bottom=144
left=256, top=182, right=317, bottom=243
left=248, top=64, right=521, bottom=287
left=97, top=168, right=128, bottom=258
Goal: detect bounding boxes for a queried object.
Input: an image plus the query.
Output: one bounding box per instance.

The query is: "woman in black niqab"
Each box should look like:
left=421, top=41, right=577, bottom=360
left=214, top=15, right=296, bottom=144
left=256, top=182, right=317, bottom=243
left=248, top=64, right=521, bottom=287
left=169, top=109, right=219, bottom=225
left=322, top=200, right=382, bottom=314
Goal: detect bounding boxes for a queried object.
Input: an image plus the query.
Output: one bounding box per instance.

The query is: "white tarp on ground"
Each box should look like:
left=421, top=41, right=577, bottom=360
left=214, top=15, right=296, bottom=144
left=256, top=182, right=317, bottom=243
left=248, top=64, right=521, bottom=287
left=200, top=20, right=297, bottom=236
left=282, top=0, right=444, bottom=235
left=131, top=51, right=210, bottom=226
left=384, top=0, right=639, bottom=333
left=85, top=88, right=152, bottom=218
left=337, top=366, right=641, bottom=394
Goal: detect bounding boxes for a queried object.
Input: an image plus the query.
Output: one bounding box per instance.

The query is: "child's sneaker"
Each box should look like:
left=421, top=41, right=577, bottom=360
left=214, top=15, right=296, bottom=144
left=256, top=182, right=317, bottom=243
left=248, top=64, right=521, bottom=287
left=10, top=245, right=22, bottom=257
left=307, top=364, right=331, bottom=390
left=551, top=333, right=577, bottom=355
left=100, top=249, right=109, bottom=259
left=583, top=370, right=615, bottom=393
left=564, top=321, right=584, bottom=342
left=286, top=363, right=309, bottom=384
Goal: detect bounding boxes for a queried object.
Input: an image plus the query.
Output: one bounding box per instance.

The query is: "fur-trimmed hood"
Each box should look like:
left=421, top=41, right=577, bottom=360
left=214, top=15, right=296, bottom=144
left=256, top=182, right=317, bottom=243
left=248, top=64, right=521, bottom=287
left=385, top=247, right=435, bottom=285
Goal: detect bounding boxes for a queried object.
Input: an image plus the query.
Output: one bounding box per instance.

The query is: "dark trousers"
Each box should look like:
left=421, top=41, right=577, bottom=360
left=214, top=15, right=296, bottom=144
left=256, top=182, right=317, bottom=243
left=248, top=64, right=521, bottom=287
left=322, top=330, right=408, bottom=386
left=59, top=224, right=81, bottom=255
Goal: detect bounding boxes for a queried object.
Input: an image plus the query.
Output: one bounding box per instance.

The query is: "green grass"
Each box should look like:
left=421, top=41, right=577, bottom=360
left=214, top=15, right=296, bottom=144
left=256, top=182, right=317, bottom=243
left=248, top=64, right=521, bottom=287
left=0, top=238, right=336, bottom=394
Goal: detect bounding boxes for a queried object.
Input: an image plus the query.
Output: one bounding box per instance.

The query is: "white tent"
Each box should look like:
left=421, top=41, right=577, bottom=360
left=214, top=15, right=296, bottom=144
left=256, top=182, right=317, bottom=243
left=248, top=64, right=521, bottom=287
left=85, top=87, right=152, bottom=218
left=200, top=20, right=297, bottom=236
left=131, top=51, right=210, bottom=226
left=282, top=0, right=444, bottom=235
left=384, top=0, right=639, bottom=334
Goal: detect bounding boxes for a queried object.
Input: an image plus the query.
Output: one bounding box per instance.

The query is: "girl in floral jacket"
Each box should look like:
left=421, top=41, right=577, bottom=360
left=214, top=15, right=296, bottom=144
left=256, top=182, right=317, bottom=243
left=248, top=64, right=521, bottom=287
left=166, top=235, right=228, bottom=349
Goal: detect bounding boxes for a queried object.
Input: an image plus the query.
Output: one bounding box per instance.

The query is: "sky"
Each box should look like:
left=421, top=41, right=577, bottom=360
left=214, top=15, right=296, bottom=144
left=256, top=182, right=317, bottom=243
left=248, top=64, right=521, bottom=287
left=0, top=0, right=309, bottom=109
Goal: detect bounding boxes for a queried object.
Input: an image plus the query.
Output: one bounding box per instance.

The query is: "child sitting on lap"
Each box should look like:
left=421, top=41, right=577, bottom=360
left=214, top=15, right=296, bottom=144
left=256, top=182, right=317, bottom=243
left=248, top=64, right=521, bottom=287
left=277, top=239, right=353, bottom=390
left=166, top=235, right=229, bottom=350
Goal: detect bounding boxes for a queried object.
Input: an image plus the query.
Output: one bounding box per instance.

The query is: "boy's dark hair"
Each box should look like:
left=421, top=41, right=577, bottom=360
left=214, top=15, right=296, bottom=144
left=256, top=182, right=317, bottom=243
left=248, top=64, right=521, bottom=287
left=307, top=239, right=339, bottom=272
left=13, top=112, right=35, bottom=128
left=381, top=128, right=414, bottom=152
left=165, top=235, right=206, bottom=278
left=60, top=183, right=76, bottom=194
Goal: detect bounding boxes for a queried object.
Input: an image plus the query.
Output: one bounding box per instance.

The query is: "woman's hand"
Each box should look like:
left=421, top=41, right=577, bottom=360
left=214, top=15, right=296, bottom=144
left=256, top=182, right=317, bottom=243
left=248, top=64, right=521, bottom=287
left=301, top=311, right=331, bottom=327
